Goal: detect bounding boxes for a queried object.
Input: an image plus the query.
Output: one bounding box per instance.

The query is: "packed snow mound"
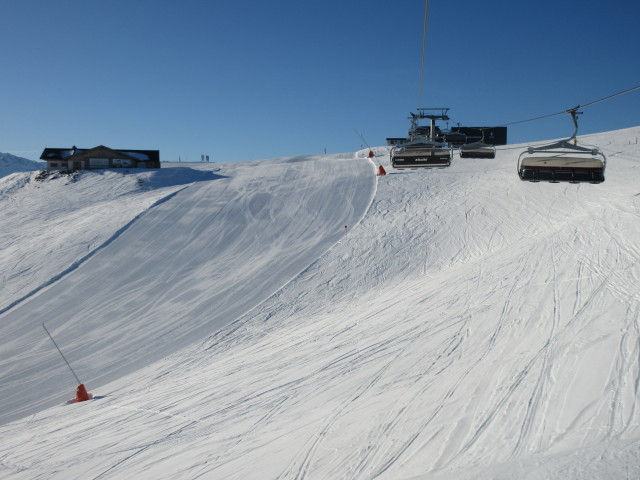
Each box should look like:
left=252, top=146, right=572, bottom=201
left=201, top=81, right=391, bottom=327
left=0, top=152, right=44, bottom=178
left=1, top=128, right=640, bottom=479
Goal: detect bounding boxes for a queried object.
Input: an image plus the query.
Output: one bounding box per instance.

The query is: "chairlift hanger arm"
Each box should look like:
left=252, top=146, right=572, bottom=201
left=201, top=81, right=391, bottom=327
left=566, top=107, right=582, bottom=142
left=526, top=142, right=601, bottom=154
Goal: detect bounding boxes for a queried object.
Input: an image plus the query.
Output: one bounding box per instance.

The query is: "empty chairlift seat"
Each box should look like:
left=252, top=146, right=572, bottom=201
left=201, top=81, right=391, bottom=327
left=459, top=142, right=496, bottom=159
left=459, top=128, right=497, bottom=159
left=518, top=144, right=606, bottom=183
left=391, top=141, right=452, bottom=169
left=517, top=108, right=606, bottom=184
left=390, top=108, right=453, bottom=169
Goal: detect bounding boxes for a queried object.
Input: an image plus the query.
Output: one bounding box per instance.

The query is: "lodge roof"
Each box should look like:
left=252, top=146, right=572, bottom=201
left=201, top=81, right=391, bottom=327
left=40, top=146, right=160, bottom=164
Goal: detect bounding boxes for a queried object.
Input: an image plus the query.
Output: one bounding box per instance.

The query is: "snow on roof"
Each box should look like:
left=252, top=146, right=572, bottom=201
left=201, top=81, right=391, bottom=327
left=120, top=151, right=149, bottom=161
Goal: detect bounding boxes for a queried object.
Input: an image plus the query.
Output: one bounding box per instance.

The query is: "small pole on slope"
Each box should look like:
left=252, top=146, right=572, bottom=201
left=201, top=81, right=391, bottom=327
left=354, top=128, right=386, bottom=176
left=43, top=324, right=91, bottom=402
left=43, top=323, right=82, bottom=385
left=355, top=128, right=375, bottom=159
left=354, top=128, right=372, bottom=150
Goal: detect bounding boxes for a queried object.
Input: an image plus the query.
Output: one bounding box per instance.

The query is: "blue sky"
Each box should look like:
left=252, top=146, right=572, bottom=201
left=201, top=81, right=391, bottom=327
left=2, top=0, right=639, bottom=162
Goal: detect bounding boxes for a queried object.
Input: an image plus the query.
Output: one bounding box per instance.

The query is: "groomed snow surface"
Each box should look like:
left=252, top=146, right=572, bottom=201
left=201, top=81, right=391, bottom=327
left=1, top=129, right=640, bottom=479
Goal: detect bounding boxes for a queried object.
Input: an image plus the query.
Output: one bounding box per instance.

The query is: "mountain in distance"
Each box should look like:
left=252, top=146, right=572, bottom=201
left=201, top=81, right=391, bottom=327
left=0, top=152, right=45, bottom=178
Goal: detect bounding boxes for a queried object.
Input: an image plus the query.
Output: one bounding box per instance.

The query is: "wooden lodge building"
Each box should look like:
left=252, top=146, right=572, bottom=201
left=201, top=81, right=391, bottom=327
left=40, top=146, right=160, bottom=172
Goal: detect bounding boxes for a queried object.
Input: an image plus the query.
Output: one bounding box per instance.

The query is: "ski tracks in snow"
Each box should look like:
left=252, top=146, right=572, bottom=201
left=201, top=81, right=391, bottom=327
left=2, top=133, right=640, bottom=479
left=276, top=359, right=394, bottom=480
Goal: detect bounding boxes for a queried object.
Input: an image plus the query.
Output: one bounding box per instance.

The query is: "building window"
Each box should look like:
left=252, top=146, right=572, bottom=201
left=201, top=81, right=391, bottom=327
left=89, top=158, right=109, bottom=168
left=112, top=158, right=133, bottom=168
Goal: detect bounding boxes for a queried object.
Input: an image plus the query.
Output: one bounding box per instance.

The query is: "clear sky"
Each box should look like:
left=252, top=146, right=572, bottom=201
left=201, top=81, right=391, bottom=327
left=2, top=0, right=639, bottom=162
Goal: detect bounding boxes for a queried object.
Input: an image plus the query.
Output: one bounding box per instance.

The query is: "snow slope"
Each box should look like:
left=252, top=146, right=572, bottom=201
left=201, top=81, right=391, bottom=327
left=0, top=155, right=376, bottom=425
left=1, top=129, right=640, bottom=479
left=0, top=168, right=212, bottom=313
left=0, top=152, right=44, bottom=178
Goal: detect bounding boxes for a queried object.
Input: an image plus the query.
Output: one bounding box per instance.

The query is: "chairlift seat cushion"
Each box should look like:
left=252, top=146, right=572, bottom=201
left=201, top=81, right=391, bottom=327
left=520, top=156, right=604, bottom=169
left=460, top=147, right=496, bottom=159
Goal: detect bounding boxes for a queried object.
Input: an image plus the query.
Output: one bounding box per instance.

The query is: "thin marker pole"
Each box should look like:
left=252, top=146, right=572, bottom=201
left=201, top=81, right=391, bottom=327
left=43, top=323, right=82, bottom=385
left=354, top=129, right=372, bottom=150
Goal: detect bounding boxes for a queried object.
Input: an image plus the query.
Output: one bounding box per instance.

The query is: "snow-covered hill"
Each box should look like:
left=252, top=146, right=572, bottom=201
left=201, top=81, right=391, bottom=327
left=0, top=168, right=215, bottom=314
left=0, top=129, right=639, bottom=479
left=0, top=152, right=44, bottom=178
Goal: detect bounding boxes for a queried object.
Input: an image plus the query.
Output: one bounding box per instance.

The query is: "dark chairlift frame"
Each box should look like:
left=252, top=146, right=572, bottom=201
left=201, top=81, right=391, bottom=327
left=391, top=108, right=453, bottom=169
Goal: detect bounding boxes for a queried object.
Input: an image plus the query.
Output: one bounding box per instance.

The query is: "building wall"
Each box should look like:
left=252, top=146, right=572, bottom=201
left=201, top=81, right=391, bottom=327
left=44, top=147, right=160, bottom=171
left=48, top=157, right=143, bottom=171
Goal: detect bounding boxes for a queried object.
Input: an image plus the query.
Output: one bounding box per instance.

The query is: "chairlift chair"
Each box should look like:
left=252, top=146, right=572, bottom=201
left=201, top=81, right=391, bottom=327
left=391, top=140, right=452, bottom=169
left=517, top=108, right=606, bottom=184
left=391, top=108, right=453, bottom=169
left=459, top=130, right=496, bottom=159
left=459, top=143, right=496, bottom=159
left=442, top=131, right=467, bottom=146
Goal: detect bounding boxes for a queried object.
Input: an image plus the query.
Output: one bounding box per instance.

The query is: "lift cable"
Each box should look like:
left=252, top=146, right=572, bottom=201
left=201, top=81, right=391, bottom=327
left=418, top=0, right=429, bottom=110
left=579, top=84, right=640, bottom=109
left=497, top=84, right=640, bottom=128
